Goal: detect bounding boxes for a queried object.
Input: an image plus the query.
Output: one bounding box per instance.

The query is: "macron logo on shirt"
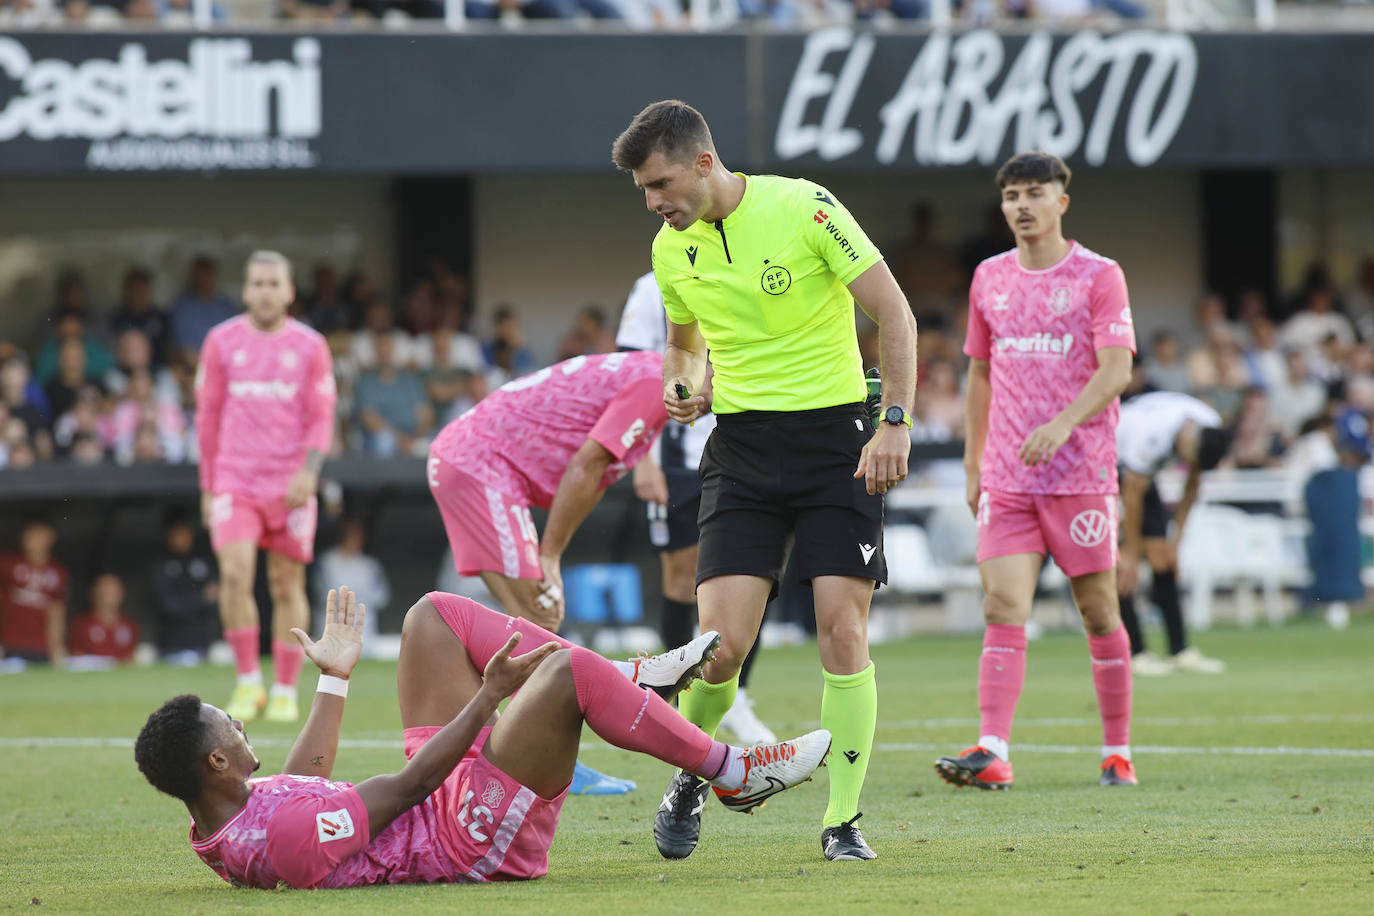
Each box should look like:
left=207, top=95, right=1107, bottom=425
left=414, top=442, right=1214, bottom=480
left=316, top=808, right=355, bottom=843
left=994, top=332, right=1075, bottom=357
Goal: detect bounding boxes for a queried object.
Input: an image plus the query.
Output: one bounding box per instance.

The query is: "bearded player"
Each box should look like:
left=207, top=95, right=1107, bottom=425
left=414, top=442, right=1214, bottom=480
left=196, top=251, right=336, bottom=724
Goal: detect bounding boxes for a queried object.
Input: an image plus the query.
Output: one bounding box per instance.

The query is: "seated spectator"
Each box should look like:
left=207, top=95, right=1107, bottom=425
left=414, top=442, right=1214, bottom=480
left=169, top=255, right=238, bottom=362
left=1146, top=329, right=1191, bottom=393
left=350, top=296, right=416, bottom=372
left=465, top=0, right=624, bottom=20
left=52, top=385, right=107, bottom=460
left=103, top=368, right=188, bottom=465
left=1345, top=255, right=1374, bottom=343
left=1229, top=387, right=1284, bottom=469
left=557, top=305, right=617, bottom=361
left=67, top=573, right=140, bottom=664
left=0, top=0, right=62, bottom=25
left=401, top=277, right=438, bottom=337
left=305, top=264, right=353, bottom=334
left=161, top=0, right=229, bottom=22
left=150, top=509, right=219, bottom=665
left=44, top=337, right=104, bottom=421
left=105, top=328, right=178, bottom=402
left=109, top=266, right=170, bottom=366
left=311, top=516, right=390, bottom=656
left=0, top=517, right=69, bottom=666
left=1266, top=347, right=1326, bottom=441
left=483, top=305, right=535, bottom=378
left=1, top=356, right=54, bottom=461
left=1188, top=323, right=1248, bottom=418
left=33, top=310, right=115, bottom=386
left=418, top=311, right=487, bottom=419
left=353, top=334, right=433, bottom=457
left=1243, top=315, right=1285, bottom=393
left=1279, top=284, right=1355, bottom=371
left=912, top=358, right=964, bottom=441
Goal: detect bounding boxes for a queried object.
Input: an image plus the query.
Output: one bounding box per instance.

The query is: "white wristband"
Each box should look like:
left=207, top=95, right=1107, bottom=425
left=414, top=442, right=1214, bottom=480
left=317, top=674, right=349, bottom=698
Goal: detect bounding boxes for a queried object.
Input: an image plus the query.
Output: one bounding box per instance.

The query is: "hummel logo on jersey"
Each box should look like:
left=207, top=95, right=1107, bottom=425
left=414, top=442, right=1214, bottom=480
left=813, top=209, right=828, bottom=224
left=992, top=293, right=1009, bottom=311
left=815, top=190, right=833, bottom=205
left=859, top=543, right=876, bottom=564
left=843, top=750, right=860, bottom=764
left=686, top=245, right=697, bottom=266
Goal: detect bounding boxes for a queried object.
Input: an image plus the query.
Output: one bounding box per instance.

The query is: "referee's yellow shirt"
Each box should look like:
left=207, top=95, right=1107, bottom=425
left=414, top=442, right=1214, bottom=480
left=652, top=174, right=883, bottom=415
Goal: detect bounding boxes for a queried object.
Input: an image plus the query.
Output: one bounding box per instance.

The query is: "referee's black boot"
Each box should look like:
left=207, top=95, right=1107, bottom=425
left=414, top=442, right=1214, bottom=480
left=822, top=812, right=877, bottom=861
left=654, top=770, right=709, bottom=859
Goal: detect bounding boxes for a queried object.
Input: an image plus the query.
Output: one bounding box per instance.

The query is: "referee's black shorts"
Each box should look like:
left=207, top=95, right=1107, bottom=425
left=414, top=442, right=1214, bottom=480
left=696, top=402, right=886, bottom=599
left=1141, top=478, right=1169, bottom=540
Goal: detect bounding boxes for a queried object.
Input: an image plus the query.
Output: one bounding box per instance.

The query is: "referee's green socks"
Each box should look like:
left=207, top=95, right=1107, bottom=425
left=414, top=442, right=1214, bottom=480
left=677, top=670, right=739, bottom=739
left=821, top=662, right=877, bottom=828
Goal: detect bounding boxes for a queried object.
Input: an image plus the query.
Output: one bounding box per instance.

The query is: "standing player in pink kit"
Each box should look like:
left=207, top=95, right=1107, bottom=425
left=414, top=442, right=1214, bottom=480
left=935, top=151, right=1139, bottom=790
left=196, top=251, right=336, bottom=724
left=428, top=349, right=721, bottom=795
left=134, top=586, right=830, bottom=889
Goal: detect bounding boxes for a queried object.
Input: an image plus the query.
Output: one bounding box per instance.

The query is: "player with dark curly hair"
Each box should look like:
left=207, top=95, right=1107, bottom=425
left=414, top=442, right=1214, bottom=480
left=135, top=587, right=829, bottom=889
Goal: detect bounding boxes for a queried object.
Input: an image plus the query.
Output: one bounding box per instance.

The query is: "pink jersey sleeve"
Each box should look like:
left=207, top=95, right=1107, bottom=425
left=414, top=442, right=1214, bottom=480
left=1089, top=263, right=1137, bottom=354
left=195, top=329, right=225, bottom=492
left=302, top=334, right=337, bottom=456
left=265, top=786, right=369, bottom=889
left=587, top=376, right=669, bottom=461
left=963, top=267, right=991, bottom=360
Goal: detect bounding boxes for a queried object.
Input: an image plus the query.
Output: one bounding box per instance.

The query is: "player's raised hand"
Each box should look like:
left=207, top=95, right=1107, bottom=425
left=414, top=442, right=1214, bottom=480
left=533, top=553, right=566, bottom=631
left=481, top=632, right=560, bottom=700
left=292, top=586, right=364, bottom=679
left=633, top=459, right=669, bottom=506
left=1018, top=418, right=1072, bottom=466
left=285, top=468, right=318, bottom=509
left=854, top=423, right=911, bottom=495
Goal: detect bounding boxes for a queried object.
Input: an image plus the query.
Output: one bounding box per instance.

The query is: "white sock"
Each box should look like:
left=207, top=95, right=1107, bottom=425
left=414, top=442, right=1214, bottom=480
left=708, top=745, right=748, bottom=791
left=979, top=735, right=1010, bottom=762
left=269, top=683, right=295, bottom=699
left=611, top=659, right=635, bottom=680
left=237, top=670, right=263, bottom=688
left=1102, top=744, right=1131, bottom=760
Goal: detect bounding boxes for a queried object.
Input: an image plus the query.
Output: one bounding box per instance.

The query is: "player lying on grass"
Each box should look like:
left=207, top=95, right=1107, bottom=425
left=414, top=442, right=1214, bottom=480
left=135, top=587, right=830, bottom=888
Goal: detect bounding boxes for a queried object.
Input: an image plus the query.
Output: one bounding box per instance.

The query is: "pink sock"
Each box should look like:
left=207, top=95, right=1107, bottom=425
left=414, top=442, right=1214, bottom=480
left=568, top=646, right=726, bottom=778
left=1088, top=625, right=1133, bottom=748
left=978, top=624, right=1027, bottom=743
left=428, top=591, right=574, bottom=669
left=271, top=638, right=305, bottom=689
left=224, top=627, right=260, bottom=677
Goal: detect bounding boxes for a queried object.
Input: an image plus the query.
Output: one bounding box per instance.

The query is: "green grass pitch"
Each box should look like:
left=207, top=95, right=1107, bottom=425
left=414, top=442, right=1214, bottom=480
left=2, top=615, right=1371, bottom=914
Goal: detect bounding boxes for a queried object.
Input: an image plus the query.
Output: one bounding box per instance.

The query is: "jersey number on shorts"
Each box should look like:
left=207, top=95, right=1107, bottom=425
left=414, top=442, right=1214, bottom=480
left=456, top=789, right=495, bottom=843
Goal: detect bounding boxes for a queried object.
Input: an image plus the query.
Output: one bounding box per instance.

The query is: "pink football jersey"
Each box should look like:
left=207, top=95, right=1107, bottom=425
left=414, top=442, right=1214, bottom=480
left=191, top=773, right=456, bottom=889
left=195, top=316, right=336, bottom=498
left=430, top=351, right=668, bottom=508
left=964, top=242, right=1136, bottom=495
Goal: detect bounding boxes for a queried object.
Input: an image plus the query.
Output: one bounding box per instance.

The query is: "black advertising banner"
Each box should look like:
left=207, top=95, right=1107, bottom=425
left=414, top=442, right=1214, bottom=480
left=0, top=29, right=1370, bottom=174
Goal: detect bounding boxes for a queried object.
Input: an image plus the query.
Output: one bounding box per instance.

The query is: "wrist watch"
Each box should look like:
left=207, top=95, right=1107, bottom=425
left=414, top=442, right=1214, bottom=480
left=883, top=406, right=914, bottom=429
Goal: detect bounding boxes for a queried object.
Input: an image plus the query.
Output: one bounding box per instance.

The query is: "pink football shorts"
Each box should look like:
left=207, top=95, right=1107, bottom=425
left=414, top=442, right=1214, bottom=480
left=427, top=456, right=542, bottom=580
left=402, top=724, right=566, bottom=882
left=209, top=491, right=317, bottom=563
left=975, top=489, right=1118, bottom=577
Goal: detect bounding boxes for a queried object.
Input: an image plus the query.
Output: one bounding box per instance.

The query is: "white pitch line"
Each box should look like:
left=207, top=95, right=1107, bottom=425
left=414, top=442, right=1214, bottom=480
left=3, top=737, right=1372, bottom=757
left=803, top=712, right=1374, bottom=730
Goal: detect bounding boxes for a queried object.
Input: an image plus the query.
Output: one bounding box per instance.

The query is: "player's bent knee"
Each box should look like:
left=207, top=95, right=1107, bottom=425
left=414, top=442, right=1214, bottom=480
left=983, top=591, right=1031, bottom=625
left=401, top=596, right=441, bottom=640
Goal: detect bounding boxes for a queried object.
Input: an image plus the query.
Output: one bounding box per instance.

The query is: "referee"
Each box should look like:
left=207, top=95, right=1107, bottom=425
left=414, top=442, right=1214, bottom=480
left=612, top=100, right=917, bottom=862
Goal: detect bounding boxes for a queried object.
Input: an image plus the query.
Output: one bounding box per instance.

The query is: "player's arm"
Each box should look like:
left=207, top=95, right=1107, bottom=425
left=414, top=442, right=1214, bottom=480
left=281, top=588, right=366, bottom=778
left=663, top=319, right=708, bottom=424
left=1118, top=468, right=1152, bottom=596
left=287, top=339, right=338, bottom=509
left=353, top=632, right=557, bottom=841
left=963, top=358, right=992, bottom=516
left=1018, top=346, right=1133, bottom=466
left=194, top=332, right=226, bottom=527
left=1169, top=455, right=1205, bottom=572
left=539, top=437, right=618, bottom=587
left=849, top=260, right=918, bottom=496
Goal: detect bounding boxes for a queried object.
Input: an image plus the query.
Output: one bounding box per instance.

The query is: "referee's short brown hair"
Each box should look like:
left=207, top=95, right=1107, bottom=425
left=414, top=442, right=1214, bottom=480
left=612, top=100, right=715, bottom=172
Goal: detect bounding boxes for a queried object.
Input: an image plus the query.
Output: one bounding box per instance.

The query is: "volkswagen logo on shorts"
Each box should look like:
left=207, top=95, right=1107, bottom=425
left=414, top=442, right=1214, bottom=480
left=1069, top=509, right=1109, bottom=547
